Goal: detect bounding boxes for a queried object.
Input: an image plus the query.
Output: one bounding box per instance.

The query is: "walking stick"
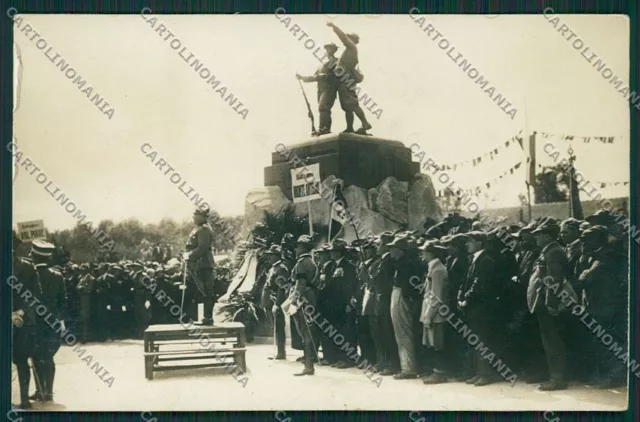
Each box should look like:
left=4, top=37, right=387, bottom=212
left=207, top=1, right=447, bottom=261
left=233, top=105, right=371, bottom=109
left=28, top=357, right=44, bottom=397
left=297, top=77, right=317, bottom=135
left=179, top=260, right=188, bottom=317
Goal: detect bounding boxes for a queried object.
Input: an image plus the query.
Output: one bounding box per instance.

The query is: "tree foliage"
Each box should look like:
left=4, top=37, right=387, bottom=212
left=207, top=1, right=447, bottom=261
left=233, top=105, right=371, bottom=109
left=46, top=215, right=243, bottom=263
left=533, top=165, right=570, bottom=204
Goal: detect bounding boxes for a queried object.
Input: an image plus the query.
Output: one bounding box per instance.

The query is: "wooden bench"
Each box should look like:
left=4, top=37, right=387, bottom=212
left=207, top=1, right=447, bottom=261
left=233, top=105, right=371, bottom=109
left=143, top=322, right=246, bottom=380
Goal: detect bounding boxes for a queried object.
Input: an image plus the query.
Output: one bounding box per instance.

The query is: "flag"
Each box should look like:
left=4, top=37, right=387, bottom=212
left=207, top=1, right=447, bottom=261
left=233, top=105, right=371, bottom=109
left=329, top=183, right=348, bottom=241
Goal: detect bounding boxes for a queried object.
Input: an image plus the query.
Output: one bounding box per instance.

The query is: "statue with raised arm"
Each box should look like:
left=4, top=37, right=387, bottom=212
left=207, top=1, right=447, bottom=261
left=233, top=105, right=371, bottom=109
left=327, top=21, right=372, bottom=135
left=296, top=42, right=340, bottom=136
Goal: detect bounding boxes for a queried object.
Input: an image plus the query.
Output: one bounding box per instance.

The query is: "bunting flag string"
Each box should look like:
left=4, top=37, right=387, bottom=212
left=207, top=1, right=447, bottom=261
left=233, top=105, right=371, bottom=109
left=436, top=160, right=524, bottom=198
left=537, top=131, right=619, bottom=144
left=436, top=130, right=524, bottom=171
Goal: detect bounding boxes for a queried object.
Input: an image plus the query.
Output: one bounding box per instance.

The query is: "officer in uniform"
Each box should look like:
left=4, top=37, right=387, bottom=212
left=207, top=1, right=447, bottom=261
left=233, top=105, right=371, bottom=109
left=356, top=239, right=378, bottom=366
left=328, top=238, right=359, bottom=368
left=314, top=243, right=337, bottom=364
left=288, top=235, right=320, bottom=376
left=131, top=262, right=151, bottom=338
left=296, top=42, right=339, bottom=135
left=281, top=233, right=304, bottom=352
left=263, top=245, right=291, bottom=360
left=76, top=263, right=95, bottom=343
left=30, top=240, right=67, bottom=402
left=94, top=265, right=112, bottom=341
left=12, top=232, right=43, bottom=409
left=184, top=206, right=216, bottom=325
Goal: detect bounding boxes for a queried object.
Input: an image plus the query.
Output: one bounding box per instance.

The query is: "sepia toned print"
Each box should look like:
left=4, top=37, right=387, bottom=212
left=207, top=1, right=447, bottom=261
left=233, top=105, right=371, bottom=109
left=9, top=10, right=630, bottom=412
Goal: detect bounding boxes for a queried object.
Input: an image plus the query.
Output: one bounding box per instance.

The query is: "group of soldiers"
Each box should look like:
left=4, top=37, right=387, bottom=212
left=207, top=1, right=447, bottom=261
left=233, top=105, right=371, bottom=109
left=11, top=206, right=223, bottom=408
left=259, top=209, right=629, bottom=389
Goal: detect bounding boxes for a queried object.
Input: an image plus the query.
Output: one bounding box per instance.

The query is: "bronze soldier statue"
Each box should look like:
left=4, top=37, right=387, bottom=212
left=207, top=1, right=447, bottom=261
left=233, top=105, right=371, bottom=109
left=327, top=22, right=372, bottom=135
left=184, top=206, right=216, bottom=325
left=296, top=43, right=339, bottom=136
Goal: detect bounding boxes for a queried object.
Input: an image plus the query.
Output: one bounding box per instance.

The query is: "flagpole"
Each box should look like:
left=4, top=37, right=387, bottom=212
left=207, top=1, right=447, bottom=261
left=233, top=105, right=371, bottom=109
left=308, top=200, right=314, bottom=236
left=327, top=184, right=335, bottom=242
left=523, top=95, right=534, bottom=222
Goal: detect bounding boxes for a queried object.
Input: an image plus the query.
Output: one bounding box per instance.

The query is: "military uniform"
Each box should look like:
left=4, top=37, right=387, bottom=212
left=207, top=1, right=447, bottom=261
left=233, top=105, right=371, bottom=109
left=76, top=270, right=95, bottom=342
left=264, top=247, right=291, bottom=358
left=185, top=216, right=216, bottom=324
left=289, top=236, right=320, bottom=375
left=94, top=272, right=112, bottom=341
left=33, top=259, right=67, bottom=401
left=131, top=267, right=151, bottom=338
left=12, top=253, right=43, bottom=408
left=300, top=46, right=339, bottom=134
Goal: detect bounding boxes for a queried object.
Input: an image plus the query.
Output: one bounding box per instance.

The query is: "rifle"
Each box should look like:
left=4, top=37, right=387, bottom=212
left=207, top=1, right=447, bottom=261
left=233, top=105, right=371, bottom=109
left=297, top=77, right=317, bottom=135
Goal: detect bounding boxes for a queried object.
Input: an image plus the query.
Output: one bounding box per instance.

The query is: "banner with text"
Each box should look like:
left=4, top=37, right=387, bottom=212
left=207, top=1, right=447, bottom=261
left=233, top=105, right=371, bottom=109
left=291, top=163, right=322, bottom=203
left=17, top=220, right=47, bottom=242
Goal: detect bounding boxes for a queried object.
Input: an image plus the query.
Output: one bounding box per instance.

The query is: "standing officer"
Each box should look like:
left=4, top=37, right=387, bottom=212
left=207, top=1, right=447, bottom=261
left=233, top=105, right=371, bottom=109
left=296, top=42, right=339, bottom=136
left=30, top=240, right=67, bottom=402
left=12, top=232, right=43, bottom=409
left=184, top=206, right=216, bottom=325
left=131, top=262, right=151, bottom=339
left=264, top=245, right=290, bottom=360
left=315, top=243, right=338, bottom=364
left=288, top=235, right=319, bottom=376
left=328, top=238, right=358, bottom=369
left=76, top=263, right=95, bottom=343
left=357, top=240, right=378, bottom=366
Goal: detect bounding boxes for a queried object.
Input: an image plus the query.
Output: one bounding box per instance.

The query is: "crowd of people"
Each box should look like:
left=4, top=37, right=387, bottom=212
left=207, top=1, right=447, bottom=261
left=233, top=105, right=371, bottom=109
left=258, top=209, right=628, bottom=391
left=11, top=206, right=629, bottom=408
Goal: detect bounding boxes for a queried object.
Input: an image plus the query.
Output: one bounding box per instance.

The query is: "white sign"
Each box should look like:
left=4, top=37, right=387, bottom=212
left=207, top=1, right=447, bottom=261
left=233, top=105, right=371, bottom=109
left=291, top=163, right=322, bottom=203
left=17, top=220, right=47, bottom=242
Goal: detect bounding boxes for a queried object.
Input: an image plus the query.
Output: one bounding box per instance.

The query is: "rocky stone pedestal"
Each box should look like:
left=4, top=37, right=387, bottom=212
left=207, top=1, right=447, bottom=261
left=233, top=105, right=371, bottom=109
left=244, top=133, right=440, bottom=241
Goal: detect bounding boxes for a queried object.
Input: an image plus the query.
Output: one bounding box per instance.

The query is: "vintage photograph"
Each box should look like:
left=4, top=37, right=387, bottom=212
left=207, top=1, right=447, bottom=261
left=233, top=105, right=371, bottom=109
left=9, top=10, right=632, bottom=412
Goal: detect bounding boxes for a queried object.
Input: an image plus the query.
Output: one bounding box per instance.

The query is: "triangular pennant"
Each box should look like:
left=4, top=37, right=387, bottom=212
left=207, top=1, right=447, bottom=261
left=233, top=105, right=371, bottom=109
left=601, top=183, right=606, bottom=188
left=608, top=137, right=614, bottom=143
left=494, top=148, right=498, bottom=155
left=514, top=162, right=522, bottom=169
left=566, top=136, right=574, bottom=140
left=505, top=141, right=510, bottom=147
left=478, top=157, right=482, bottom=164
left=486, top=182, right=490, bottom=189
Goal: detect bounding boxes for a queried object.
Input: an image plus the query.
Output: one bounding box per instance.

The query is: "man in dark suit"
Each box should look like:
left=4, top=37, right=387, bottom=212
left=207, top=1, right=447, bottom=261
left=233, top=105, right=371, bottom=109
left=527, top=219, right=576, bottom=391
left=314, top=243, right=338, bottom=364
left=442, top=234, right=470, bottom=380
left=458, top=231, right=499, bottom=386
left=328, top=238, right=359, bottom=368
left=263, top=244, right=291, bottom=360
left=369, top=232, right=400, bottom=375
left=31, top=240, right=67, bottom=402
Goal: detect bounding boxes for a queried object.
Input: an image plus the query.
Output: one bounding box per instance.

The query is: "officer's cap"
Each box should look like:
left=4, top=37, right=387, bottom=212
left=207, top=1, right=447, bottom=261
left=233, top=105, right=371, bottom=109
left=194, top=205, right=210, bottom=217
left=31, top=240, right=55, bottom=257
left=265, top=244, right=282, bottom=255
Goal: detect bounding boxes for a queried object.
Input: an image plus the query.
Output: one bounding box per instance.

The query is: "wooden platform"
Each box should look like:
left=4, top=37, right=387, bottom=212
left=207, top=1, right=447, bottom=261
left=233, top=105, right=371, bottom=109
left=143, top=322, right=246, bottom=380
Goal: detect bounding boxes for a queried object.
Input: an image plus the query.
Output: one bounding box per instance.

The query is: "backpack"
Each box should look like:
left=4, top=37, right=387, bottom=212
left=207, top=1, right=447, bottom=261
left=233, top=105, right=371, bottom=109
left=353, top=64, right=364, bottom=83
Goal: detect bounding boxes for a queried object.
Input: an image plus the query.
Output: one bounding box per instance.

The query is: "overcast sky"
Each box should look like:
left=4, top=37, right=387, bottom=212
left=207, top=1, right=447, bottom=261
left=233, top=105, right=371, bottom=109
left=12, top=13, right=630, bottom=231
